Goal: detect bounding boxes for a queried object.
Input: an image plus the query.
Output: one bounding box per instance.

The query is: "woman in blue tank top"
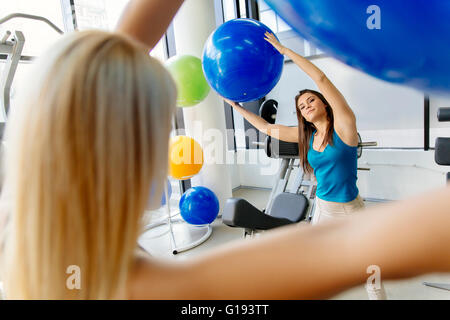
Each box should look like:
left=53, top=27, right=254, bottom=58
left=225, top=32, right=363, bottom=221
left=224, top=33, right=385, bottom=299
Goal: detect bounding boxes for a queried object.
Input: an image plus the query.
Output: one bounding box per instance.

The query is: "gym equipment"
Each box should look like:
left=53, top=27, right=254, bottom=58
left=264, top=0, right=450, bottom=93
left=160, top=179, right=172, bottom=206
left=145, top=137, right=210, bottom=254
left=0, top=30, right=24, bottom=130
left=435, top=138, right=450, bottom=166
left=143, top=181, right=213, bottom=255
left=224, top=191, right=308, bottom=232
left=202, top=18, right=284, bottom=102
left=148, top=179, right=173, bottom=208
left=223, top=135, right=311, bottom=237
left=435, top=107, right=450, bottom=171
left=438, top=108, right=450, bottom=123
left=0, top=13, right=64, bottom=136
left=169, top=135, right=204, bottom=180
left=423, top=107, right=450, bottom=291
left=0, top=13, right=64, bottom=34
left=223, top=126, right=377, bottom=237
left=0, top=29, right=25, bottom=118
left=259, top=99, right=278, bottom=124
left=179, top=186, right=220, bottom=225
left=423, top=283, right=450, bottom=292
left=357, top=133, right=377, bottom=159
left=165, top=55, right=210, bottom=107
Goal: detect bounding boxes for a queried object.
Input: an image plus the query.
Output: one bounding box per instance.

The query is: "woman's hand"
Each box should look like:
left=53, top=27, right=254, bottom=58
left=264, top=32, right=287, bottom=55
left=221, top=96, right=240, bottom=108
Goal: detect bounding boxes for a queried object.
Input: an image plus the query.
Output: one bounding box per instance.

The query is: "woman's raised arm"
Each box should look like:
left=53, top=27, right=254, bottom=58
left=116, top=0, right=184, bottom=50
left=264, top=32, right=357, bottom=144
left=131, top=185, right=450, bottom=299
left=224, top=98, right=298, bottom=143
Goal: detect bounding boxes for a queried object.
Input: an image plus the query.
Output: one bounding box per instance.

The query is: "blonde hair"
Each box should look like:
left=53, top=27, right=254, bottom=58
left=0, top=30, right=176, bottom=299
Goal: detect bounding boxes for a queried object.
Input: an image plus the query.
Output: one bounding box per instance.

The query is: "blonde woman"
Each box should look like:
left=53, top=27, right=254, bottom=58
left=0, top=0, right=449, bottom=300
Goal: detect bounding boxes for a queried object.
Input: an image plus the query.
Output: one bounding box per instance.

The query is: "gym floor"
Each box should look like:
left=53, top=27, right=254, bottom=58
left=139, top=188, right=450, bottom=300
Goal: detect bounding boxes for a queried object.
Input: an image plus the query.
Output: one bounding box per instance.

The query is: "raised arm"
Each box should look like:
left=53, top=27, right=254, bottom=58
left=130, top=185, right=450, bottom=299
left=116, top=0, right=184, bottom=50
left=191, top=185, right=450, bottom=299
left=224, top=98, right=298, bottom=143
left=264, top=33, right=357, bottom=144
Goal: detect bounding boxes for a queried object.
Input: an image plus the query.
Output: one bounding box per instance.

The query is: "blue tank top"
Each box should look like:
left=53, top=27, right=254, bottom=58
left=307, top=130, right=359, bottom=203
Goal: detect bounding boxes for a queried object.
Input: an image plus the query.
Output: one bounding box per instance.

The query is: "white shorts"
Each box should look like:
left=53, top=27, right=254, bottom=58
left=311, top=194, right=365, bottom=225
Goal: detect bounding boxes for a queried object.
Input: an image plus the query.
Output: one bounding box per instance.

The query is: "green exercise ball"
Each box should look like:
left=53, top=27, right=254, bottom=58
left=165, top=55, right=210, bottom=107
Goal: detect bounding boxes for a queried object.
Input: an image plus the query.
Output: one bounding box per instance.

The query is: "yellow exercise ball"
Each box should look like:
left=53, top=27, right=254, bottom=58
left=169, top=136, right=204, bottom=180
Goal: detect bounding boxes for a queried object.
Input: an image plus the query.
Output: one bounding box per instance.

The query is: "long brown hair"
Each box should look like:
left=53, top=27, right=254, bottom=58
left=295, top=89, right=334, bottom=173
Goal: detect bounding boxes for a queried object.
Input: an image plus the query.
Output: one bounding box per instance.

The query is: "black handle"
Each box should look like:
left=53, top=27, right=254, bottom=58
left=435, top=137, right=450, bottom=165
left=437, top=108, right=450, bottom=122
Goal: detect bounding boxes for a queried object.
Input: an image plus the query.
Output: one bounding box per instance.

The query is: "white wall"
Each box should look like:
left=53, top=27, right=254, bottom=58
left=227, top=149, right=280, bottom=190
left=357, top=150, right=447, bottom=200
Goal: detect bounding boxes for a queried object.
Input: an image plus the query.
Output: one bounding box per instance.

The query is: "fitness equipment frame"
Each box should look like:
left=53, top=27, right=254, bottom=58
left=0, top=13, right=64, bottom=127
left=423, top=107, right=450, bottom=292
left=142, top=181, right=212, bottom=255
left=0, top=30, right=25, bottom=123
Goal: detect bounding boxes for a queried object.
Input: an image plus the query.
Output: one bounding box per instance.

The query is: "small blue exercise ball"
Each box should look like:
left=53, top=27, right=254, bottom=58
left=264, top=0, right=450, bottom=94
left=179, top=187, right=220, bottom=225
left=202, top=18, right=284, bottom=102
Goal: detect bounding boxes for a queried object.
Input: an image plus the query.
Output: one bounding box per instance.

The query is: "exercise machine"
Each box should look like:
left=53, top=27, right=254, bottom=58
left=423, top=107, right=450, bottom=292
left=0, top=13, right=64, bottom=134
left=0, top=29, right=25, bottom=130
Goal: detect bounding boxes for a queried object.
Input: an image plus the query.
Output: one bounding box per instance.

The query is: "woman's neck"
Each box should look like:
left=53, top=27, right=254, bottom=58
left=313, top=118, right=329, bottom=135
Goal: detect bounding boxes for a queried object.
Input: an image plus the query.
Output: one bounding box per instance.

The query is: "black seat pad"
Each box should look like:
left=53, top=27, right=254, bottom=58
left=222, top=193, right=308, bottom=231
left=269, top=192, right=309, bottom=222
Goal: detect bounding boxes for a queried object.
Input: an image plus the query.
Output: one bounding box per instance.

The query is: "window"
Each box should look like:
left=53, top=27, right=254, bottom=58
left=73, top=0, right=167, bottom=61
left=257, top=0, right=323, bottom=57
left=73, top=0, right=129, bottom=31
left=149, top=36, right=167, bottom=62
left=223, top=0, right=237, bottom=22
left=238, top=0, right=247, bottom=18
left=258, top=0, right=291, bottom=34
left=0, top=0, right=65, bottom=57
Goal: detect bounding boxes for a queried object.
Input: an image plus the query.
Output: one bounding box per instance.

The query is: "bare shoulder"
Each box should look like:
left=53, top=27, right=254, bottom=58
left=334, top=121, right=358, bottom=147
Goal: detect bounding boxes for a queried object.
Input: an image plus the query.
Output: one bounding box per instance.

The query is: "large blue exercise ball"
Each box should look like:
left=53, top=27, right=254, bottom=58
left=179, top=187, right=220, bottom=225
left=202, top=18, right=284, bottom=102
left=264, top=0, right=450, bottom=94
